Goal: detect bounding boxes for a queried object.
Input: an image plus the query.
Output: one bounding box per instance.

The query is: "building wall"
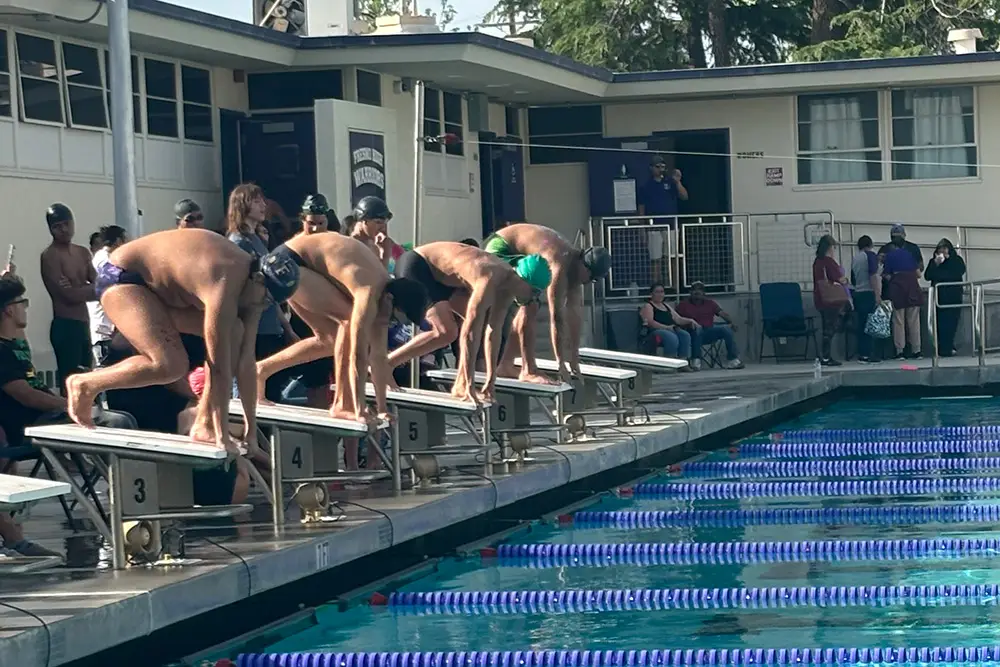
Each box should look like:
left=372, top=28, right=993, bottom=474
left=0, top=24, right=232, bottom=369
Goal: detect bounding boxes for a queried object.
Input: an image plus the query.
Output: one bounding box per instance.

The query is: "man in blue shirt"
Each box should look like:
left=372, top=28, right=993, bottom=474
left=637, top=154, right=689, bottom=286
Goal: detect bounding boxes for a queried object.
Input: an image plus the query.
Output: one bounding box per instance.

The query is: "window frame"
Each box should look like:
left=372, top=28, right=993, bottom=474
left=527, top=105, right=603, bottom=165
left=423, top=85, right=443, bottom=154
left=61, top=39, right=108, bottom=130
left=143, top=57, right=179, bottom=139
left=13, top=31, right=66, bottom=127
left=356, top=68, right=382, bottom=107
left=0, top=29, right=12, bottom=119
left=180, top=64, right=213, bottom=143
left=794, top=89, right=882, bottom=186
left=104, top=50, right=144, bottom=135
left=889, top=85, right=977, bottom=182
left=442, top=90, right=464, bottom=157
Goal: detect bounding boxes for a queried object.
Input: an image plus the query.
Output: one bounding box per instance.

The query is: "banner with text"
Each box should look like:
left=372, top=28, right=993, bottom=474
left=349, top=131, right=386, bottom=206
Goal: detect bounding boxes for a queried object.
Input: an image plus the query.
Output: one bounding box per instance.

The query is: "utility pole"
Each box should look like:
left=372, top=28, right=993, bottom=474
left=107, top=0, right=140, bottom=238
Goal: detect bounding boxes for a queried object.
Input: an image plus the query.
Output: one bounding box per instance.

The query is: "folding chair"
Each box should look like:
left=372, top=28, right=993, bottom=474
left=759, top=282, right=819, bottom=363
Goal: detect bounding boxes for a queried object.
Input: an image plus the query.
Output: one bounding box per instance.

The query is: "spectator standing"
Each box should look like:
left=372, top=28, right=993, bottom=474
left=925, top=238, right=966, bottom=357
left=851, top=235, right=882, bottom=364
left=882, top=230, right=925, bottom=359
left=87, top=225, right=128, bottom=365
left=225, top=184, right=297, bottom=402
left=812, top=234, right=850, bottom=367
left=676, top=281, right=744, bottom=369
left=88, top=232, right=102, bottom=255
left=39, top=204, right=95, bottom=390
left=175, top=199, right=204, bottom=229
left=638, top=154, right=689, bottom=286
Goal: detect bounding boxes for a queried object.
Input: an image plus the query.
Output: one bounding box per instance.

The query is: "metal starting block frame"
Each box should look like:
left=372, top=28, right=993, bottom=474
left=0, top=474, right=71, bottom=572
left=229, top=401, right=385, bottom=529
left=363, top=384, right=493, bottom=480
left=425, top=369, right=573, bottom=443
left=514, top=358, right=637, bottom=427
left=23, top=424, right=252, bottom=570
left=578, top=347, right=688, bottom=400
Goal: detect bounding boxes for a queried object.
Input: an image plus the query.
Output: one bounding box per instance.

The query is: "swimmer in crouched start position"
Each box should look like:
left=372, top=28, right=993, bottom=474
left=66, top=229, right=300, bottom=456
left=387, top=241, right=552, bottom=403
left=255, top=231, right=429, bottom=425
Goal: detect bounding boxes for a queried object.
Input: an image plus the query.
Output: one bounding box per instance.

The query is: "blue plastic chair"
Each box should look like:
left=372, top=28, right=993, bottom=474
left=758, top=282, right=819, bottom=362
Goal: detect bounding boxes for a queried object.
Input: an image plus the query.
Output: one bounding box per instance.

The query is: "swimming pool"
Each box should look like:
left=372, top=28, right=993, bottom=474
left=235, top=397, right=1000, bottom=666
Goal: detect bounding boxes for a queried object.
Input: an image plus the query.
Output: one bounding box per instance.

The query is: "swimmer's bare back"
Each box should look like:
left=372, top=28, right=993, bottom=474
left=494, top=223, right=575, bottom=268
left=284, top=233, right=389, bottom=295
left=415, top=241, right=510, bottom=290
left=108, top=229, right=254, bottom=308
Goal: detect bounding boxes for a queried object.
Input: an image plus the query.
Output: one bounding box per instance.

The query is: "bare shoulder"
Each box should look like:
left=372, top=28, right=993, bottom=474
left=72, top=244, right=92, bottom=260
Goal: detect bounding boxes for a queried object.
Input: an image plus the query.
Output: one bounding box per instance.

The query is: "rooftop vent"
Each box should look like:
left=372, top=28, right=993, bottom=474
left=948, top=28, right=983, bottom=55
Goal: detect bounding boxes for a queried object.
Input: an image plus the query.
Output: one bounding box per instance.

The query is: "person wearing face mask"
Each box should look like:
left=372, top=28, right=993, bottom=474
left=925, top=238, right=966, bottom=357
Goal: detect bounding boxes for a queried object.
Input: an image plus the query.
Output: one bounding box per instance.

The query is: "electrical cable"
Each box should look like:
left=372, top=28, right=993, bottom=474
left=597, top=425, right=640, bottom=463
left=0, top=600, right=50, bottom=667
left=530, top=442, right=573, bottom=481
left=459, top=468, right=500, bottom=512
left=333, top=500, right=394, bottom=547
left=201, top=535, right=254, bottom=598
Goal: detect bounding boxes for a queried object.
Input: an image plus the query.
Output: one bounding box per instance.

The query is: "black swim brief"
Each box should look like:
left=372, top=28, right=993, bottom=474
left=94, top=262, right=147, bottom=301
left=395, top=250, right=455, bottom=304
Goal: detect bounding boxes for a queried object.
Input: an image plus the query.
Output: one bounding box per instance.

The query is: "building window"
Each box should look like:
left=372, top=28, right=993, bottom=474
left=144, top=58, right=177, bottom=138
left=181, top=65, right=212, bottom=142
left=423, top=86, right=441, bottom=154
left=527, top=105, right=603, bottom=165
left=796, top=91, right=881, bottom=185
left=442, top=91, right=463, bottom=157
left=15, top=33, right=63, bottom=124
left=505, top=105, right=519, bottom=136
left=104, top=51, right=142, bottom=133
left=356, top=69, right=381, bottom=106
left=0, top=31, right=11, bottom=118
left=62, top=42, right=106, bottom=128
left=891, top=86, right=976, bottom=180
left=248, top=70, right=343, bottom=110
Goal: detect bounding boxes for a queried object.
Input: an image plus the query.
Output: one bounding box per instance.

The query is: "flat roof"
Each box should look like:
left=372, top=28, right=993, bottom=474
left=14, top=0, right=1000, bottom=103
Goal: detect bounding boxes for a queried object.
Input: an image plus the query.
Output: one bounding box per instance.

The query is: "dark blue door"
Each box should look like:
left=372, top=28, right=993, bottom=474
left=239, top=112, right=317, bottom=219
left=497, top=143, right=525, bottom=223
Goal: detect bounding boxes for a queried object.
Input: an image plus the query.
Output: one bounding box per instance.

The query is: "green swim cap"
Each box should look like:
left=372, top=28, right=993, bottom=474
left=515, top=254, right=552, bottom=292
left=484, top=235, right=513, bottom=258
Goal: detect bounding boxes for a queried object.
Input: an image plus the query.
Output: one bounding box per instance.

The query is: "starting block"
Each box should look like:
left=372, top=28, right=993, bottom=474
left=578, top=347, right=688, bottom=399
left=514, top=358, right=637, bottom=426
left=364, top=384, right=493, bottom=480
left=229, top=400, right=385, bottom=528
left=0, top=475, right=70, bottom=572
left=425, top=369, right=572, bottom=442
left=23, top=424, right=252, bottom=569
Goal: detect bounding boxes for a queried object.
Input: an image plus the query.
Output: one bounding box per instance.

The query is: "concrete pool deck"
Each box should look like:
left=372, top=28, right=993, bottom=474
left=3, top=355, right=1000, bottom=667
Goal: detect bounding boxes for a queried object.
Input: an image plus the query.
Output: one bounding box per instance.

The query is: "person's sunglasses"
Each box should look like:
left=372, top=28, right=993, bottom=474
left=653, top=163, right=666, bottom=169
left=185, top=214, right=204, bottom=222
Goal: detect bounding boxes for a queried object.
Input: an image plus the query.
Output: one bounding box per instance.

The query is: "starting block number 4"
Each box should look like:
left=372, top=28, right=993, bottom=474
left=281, top=432, right=315, bottom=477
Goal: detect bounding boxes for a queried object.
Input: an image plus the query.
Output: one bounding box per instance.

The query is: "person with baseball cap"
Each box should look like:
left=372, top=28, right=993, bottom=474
left=481, top=223, right=610, bottom=384
left=65, top=228, right=300, bottom=458
left=174, top=199, right=204, bottom=229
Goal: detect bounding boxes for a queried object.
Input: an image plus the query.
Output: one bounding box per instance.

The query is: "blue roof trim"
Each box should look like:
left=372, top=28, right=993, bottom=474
left=136, top=0, right=1000, bottom=85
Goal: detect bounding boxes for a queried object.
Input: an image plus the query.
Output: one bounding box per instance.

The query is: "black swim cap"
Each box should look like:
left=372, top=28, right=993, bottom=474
left=259, top=250, right=300, bottom=304
left=582, top=247, right=612, bottom=281
left=302, top=193, right=330, bottom=215
left=46, top=203, right=73, bottom=226
left=354, top=196, right=392, bottom=222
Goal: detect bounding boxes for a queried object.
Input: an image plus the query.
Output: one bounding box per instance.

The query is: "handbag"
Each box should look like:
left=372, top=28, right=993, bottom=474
left=818, top=279, right=850, bottom=307
left=865, top=302, right=893, bottom=339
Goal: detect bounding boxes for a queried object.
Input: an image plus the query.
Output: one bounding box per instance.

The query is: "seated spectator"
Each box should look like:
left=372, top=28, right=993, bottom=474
left=0, top=274, right=136, bottom=450
left=638, top=282, right=697, bottom=369
left=0, top=424, right=60, bottom=558
left=676, top=281, right=744, bottom=370
left=102, top=334, right=250, bottom=506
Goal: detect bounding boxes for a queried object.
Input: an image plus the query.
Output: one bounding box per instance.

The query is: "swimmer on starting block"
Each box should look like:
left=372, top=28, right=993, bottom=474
left=66, top=229, right=301, bottom=456
left=482, top=223, right=611, bottom=382
left=387, top=241, right=552, bottom=402
left=254, top=229, right=428, bottom=424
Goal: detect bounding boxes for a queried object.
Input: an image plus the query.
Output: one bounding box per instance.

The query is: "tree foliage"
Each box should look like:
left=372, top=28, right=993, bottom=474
left=483, top=0, right=1000, bottom=71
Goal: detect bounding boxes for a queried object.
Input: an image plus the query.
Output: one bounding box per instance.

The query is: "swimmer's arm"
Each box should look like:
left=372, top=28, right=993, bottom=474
left=459, top=280, right=491, bottom=393
left=234, top=309, right=263, bottom=441
left=39, top=251, right=93, bottom=304
left=546, top=263, right=569, bottom=372
left=565, top=283, right=585, bottom=368
left=369, top=320, right=391, bottom=415
left=85, top=248, right=97, bottom=285
left=482, top=291, right=510, bottom=396
left=202, top=285, right=238, bottom=450
left=349, top=287, right=379, bottom=420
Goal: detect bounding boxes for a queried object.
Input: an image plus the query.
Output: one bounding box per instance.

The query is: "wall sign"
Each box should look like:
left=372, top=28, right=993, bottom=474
left=349, top=131, right=386, bottom=206
left=737, top=151, right=765, bottom=159
left=765, top=166, right=784, bottom=186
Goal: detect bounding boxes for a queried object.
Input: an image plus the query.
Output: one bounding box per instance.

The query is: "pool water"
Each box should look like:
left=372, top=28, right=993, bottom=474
left=258, top=397, right=1000, bottom=656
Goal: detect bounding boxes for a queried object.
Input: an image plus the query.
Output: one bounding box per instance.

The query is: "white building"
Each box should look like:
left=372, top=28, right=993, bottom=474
left=3, top=0, right=1000, bottom=367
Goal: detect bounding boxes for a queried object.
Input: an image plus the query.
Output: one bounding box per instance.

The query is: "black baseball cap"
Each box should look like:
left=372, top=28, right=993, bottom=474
left=650, top=154, right=667, bottom=167
left=174, top=199, right=202, bottom=220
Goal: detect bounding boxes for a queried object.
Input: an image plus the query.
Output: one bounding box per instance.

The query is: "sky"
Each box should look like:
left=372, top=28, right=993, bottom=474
left=163, top=0, right=499, bottom=31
